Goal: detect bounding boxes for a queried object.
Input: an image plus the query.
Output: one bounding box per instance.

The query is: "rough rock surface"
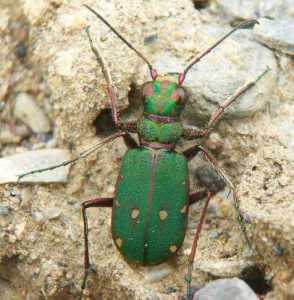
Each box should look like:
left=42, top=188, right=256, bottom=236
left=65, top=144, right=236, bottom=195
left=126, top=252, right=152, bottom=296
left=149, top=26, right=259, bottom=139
left=0, top=0, right=293, bottom=299
left=254, top=18, right=294, bottom=56
left=212, top=0, right=294, bottom=20
left=193, top=278, right=259, bottom=300
left=0, top=149, right=71, bottom=183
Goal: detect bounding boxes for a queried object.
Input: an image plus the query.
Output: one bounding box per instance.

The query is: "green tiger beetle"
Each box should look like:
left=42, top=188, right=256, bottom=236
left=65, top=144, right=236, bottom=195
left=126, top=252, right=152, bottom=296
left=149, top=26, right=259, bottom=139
left=16, top=5, right=270, bottom=300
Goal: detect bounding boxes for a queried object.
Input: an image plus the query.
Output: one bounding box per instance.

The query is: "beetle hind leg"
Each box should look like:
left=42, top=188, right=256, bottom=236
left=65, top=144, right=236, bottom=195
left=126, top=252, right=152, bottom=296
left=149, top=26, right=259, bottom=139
left=186, top=191, right=214, bottom=300
left=80, top=197, right=113, bottom=300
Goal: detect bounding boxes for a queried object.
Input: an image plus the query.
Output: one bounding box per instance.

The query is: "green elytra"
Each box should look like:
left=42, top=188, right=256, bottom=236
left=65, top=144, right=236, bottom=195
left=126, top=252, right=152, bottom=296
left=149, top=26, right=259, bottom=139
left=112, top=80, right=189, bottom=264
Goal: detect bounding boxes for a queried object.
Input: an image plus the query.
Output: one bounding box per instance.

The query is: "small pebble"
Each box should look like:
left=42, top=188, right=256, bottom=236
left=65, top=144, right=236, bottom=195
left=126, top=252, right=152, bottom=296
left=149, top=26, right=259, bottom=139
left=32, top=211, right=45, bottom=224
left=142, top=263, right=172, bottom=283
left=14, top=93, right=51, bottom=133
left=193, top=278, right=259, bottom=300
left=144, top=34, right=158, bottom=45
left=0, top=149, right=71, bottom=184
left=15, top=222, right=26, bottom=239
left=0, top=206, right=10, bottom=216
left=208, top=230, right=221, bottom=239
left=15, top=42, right=27, bottom=59
left=0, top=100, right=5, bottom=111
left=8, top=234, right=17, bottom=243
left=43, top=207, right=62, bottom=220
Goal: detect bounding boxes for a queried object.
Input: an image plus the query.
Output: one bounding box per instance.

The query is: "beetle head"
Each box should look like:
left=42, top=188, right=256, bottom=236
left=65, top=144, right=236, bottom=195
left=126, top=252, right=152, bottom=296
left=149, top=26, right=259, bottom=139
left=142, top=79, right=189, bottom=117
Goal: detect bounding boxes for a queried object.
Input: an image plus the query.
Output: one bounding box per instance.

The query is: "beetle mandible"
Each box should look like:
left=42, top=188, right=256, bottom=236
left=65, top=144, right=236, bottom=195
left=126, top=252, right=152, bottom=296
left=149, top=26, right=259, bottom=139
left=17, top=5, right=270, bottom=300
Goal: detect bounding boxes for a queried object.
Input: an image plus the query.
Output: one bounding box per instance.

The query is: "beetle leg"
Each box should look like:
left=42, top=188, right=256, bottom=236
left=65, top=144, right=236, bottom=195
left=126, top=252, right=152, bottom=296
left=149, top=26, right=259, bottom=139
left=189, top=190, right=207, bottom=205
left=15, top=132, right=125, bottom=184
left=186, top=191, right=213, bottom=300
left=122, top=129, right=139, bottom=149
left=203, top=67, right=270, bottom=137
left=182, top=67, right=270, bottom=142
left=182, top=126, right=206, bottom=140
left=197, top=145, right=252, bottom=250
left=182, top=144, right=252, bottom=250
left=80, top=197, right=113, bottom=300
left=182, top=143, right=202, bottom=161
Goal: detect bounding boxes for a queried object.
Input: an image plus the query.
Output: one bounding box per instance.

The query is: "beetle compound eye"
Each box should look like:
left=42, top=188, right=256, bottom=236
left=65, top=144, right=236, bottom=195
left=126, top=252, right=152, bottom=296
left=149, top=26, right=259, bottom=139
left=142, top=82, right=154, bottom=98
left=172, top=87, right=188, bottom=104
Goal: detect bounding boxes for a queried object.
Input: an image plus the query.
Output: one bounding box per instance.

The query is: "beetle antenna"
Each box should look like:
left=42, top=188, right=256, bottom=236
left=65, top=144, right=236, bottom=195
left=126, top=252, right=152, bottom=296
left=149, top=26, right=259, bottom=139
left=178, top=19, right=259, bottom=85
left=16, top=131, right=125, bottom=183
left=84, top=5, right=158, bottom=80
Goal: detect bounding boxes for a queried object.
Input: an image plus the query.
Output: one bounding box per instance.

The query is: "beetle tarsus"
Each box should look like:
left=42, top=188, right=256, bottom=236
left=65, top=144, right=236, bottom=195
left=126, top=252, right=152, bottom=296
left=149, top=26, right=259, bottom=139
left=185, top=264, right=193, bottom=300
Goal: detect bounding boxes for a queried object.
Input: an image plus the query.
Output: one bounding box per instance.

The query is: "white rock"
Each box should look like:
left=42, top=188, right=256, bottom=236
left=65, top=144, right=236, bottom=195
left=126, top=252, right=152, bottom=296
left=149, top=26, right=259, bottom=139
left=14, top=93, right=51, bottom=133
left=58, top=14, right=87, bottom=33
left=141, top=263, right=173, bottom=283
left=0, top=149, right=71, bottom=184
left=42, top=207, right=62, bottom=220
left=193, top=278, right=259, bottom=300
left=54, top=49, right=78, bottom=77
left=254, top=18, right=294, bottom=56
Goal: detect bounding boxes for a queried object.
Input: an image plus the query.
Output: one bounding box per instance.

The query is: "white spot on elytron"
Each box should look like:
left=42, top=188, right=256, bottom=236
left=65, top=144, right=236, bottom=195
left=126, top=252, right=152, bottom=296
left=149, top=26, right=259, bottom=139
left=115, top=200, right=120, bottom=207
left=131, top=208, right=140, bottom=219
left=116, top=238, right=123, bottom=248
left=144, top=243, right=148, bottom=248
left=180, top=205, right=187, bottom=214
left=169, top=245, right=177, bottom=253
left=159, top=210, right=168, bottom=220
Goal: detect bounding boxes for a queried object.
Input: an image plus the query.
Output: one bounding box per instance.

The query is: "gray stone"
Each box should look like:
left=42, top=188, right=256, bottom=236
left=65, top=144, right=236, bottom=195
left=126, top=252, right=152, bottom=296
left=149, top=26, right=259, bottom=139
left=0, top=206, right=10, bottom=216
left=193, top=278, right=259, bottom=300
left=259, top=0, right=294, bottom=19
left=42, top=207, right=62, bottom=220
left=32, top=211, right=45, bottom=224
left=254, top=18, right=294, bottom=56
left=0, top=149, right=71, bottom=184
left=213, top=0, right=294, bottom=20
left=180, top=26, right=277, bottom=123
left=277, top=56, right=294, bottom=102
left=14, top=93, right=51, bottom=133
left=141, top=263, right=173, bottom=284
left=213, top=0, right=260, bottom=20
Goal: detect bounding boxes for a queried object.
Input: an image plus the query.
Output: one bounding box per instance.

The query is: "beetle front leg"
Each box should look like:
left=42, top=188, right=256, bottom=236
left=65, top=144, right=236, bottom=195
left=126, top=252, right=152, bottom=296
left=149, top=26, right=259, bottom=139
left=203, top=67, right=270, bottom=137
left=182, top=67, right=270, bottom=141
left=80, top=197, right=113, bottom=300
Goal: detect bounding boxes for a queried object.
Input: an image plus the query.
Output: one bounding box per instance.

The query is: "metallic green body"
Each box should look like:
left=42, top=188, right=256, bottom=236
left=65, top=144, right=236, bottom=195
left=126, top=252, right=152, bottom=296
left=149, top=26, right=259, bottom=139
left=112, top=80, right=190, bottom=265
left=137, top=117, right=183, bottom=144
left=112, top=148, right=189, bottom=265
